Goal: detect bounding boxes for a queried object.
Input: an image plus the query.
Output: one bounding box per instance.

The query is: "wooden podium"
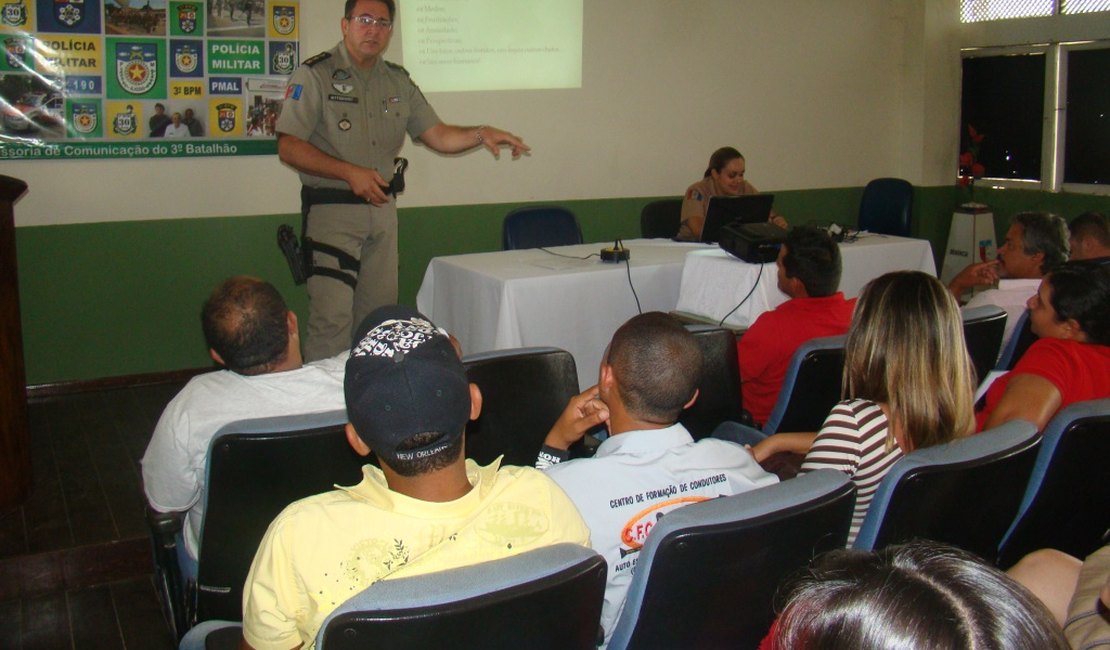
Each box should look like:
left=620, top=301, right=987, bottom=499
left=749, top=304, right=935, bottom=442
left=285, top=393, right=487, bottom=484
left=0, top=175, right=30, bottom=507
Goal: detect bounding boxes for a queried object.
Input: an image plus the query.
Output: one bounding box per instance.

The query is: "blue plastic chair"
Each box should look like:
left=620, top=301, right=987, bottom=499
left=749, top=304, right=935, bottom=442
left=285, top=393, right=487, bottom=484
left=502, top=206, right=583, bottom=250
left=853, top=419, right=1040, bottom=560
left=858, top=178, right=913, bottom=237
left=961, top=304, right=1007, bottom=384
left=639, top=199, right=682, bottom=239
left=607, top=470, right=856, bottom=650
left=996, top=398, right=1110, bottom=568
left=995, top=310, right=1037, bottom=371
left=762, top=335, right=846, bottom=435
left=316, top=544, right=607, bottom=650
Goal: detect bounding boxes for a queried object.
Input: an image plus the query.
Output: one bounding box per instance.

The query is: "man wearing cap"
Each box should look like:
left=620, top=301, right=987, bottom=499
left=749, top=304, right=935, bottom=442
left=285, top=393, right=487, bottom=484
left=141, top=276, right=346, bottom=571
left=240, top=305, right=590, bottom=650
left=536, top=312, right=778, bottom=644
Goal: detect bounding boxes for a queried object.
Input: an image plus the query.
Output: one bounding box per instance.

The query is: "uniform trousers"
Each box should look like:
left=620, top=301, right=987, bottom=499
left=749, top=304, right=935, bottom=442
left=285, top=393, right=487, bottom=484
left=303, top=200, right=398, bottom=361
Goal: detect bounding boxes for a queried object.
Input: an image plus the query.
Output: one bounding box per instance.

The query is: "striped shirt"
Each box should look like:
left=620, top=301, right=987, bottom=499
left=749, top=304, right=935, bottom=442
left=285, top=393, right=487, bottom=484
left=801, top=399, right=903, bottom=545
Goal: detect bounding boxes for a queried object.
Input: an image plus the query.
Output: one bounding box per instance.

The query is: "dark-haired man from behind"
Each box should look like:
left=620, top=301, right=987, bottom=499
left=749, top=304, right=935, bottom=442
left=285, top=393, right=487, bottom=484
left=1069, top=211, right=1110, bottom=264
left=538, top=312, right=777, bottom=644
left=240, top=305, right=590, bottom=650
left=738, top=226, right=855, bottom=427
left=141, top=276, right=346, bottom=568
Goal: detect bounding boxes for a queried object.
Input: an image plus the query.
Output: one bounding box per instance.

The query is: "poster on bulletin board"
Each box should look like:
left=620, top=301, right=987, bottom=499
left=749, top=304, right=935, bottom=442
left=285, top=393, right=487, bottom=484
left=0, top=0, right=299, bottom=160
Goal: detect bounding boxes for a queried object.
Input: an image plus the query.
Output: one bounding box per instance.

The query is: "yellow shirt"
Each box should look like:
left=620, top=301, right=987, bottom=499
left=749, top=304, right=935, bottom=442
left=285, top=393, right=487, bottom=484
left=242, top=458, right=591, bottom=650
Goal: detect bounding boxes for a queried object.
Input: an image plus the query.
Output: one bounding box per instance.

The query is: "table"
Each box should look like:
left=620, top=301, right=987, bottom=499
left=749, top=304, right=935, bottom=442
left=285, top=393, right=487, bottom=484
left=675, top=234, right=936, bottom=328
left=416, top=239, right=702, bottom=389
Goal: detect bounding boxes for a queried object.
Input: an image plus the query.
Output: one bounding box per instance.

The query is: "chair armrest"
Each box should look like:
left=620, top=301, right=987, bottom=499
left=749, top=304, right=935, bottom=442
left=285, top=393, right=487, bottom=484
left=147, top=507, right=185, bottom=540
left=145, top=506, right=189, bottom=640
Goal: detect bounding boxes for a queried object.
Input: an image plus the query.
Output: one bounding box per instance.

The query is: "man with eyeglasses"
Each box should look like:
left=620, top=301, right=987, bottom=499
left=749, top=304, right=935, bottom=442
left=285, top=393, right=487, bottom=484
left=277, top=0, right=530, bottom=363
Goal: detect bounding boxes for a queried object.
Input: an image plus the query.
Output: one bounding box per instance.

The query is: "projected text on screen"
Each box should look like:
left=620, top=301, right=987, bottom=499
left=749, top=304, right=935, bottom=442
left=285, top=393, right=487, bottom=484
left=400, top=0, right=583, bottom=93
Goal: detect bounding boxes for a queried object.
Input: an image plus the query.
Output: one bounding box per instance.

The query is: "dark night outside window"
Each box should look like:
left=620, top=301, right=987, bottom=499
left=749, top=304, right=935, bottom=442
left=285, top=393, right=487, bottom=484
left=960, top=53, right=1046, bottom=181
left=1064, top=47, right=1110, bottom=184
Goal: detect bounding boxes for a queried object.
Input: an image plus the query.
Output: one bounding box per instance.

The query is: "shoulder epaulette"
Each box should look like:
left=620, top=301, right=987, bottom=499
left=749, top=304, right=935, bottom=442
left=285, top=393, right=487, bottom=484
left=384, top=60, right=411, bottom=77
left=303, top=51, right=332, bottom=67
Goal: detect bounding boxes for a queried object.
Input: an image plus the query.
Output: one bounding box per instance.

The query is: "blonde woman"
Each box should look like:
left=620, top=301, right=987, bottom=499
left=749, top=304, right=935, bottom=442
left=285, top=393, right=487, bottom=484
left=751, top=271, right=977, bottom=544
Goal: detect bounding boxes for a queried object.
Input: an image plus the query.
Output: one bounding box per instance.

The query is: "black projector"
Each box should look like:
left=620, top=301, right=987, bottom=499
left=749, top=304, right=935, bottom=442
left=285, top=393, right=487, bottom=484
left=718, top=222, right=786, bottom=263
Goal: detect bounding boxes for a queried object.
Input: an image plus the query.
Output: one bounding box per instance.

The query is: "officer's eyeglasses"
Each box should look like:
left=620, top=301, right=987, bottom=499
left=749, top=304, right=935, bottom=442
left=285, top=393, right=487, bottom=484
left=348, top=14, right=393, bottom=30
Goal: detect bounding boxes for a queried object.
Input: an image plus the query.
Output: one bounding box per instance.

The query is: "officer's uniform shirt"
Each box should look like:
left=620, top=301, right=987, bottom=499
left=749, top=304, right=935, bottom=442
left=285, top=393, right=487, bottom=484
left=276, top=41, right=440, bottom=190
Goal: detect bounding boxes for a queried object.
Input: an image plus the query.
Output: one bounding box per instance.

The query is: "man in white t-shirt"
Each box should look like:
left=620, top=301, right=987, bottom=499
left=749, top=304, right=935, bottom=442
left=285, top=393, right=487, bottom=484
left=141, top=276, right=346, bottom=567
left=948, top=211, right=1070, bottom=347
left=537, top=312, right=778, bottom=644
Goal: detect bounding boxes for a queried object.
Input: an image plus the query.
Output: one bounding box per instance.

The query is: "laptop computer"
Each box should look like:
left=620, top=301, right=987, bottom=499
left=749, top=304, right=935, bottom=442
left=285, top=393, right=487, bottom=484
left=701, top=194, right=776, bottom=243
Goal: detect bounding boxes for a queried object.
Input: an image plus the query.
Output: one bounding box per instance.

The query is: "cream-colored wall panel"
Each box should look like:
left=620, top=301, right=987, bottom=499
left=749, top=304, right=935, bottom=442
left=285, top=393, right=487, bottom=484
left=10, top=0, right=923, bottom=226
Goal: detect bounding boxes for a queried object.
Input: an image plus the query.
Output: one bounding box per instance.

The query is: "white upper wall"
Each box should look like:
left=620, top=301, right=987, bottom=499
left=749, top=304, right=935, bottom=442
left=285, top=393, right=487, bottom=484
left=10, top=0, right=967, bottom=226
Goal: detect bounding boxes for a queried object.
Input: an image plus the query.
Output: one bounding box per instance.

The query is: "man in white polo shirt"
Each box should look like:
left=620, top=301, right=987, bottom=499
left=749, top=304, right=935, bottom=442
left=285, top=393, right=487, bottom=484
left=537, top=312, right=777, bottom=644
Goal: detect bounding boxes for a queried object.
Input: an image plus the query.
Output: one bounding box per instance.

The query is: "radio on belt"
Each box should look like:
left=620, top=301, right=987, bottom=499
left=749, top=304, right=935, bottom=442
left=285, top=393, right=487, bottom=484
left=601, top=239, right=630, bottom=263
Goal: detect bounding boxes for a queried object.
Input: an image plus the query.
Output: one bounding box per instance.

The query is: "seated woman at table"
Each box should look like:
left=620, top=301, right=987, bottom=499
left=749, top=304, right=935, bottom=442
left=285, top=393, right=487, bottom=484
left=676, top=146, right=787, bottom=241
left=746, top=271, right=977, bottom=544
left=976, top=261, right=1110, bottom=432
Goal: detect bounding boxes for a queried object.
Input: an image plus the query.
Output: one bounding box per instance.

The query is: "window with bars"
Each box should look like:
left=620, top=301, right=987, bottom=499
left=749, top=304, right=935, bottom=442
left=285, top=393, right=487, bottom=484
left=961, top=0, right=1110, bottom=22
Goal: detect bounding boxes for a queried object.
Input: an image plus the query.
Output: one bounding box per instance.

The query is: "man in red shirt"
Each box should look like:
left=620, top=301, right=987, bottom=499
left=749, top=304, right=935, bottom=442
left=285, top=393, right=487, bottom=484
left=738, top=226, right=856, bottom=427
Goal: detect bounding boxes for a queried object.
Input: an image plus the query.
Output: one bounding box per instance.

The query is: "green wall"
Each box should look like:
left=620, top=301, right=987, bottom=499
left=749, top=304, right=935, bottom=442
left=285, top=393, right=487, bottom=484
left=15, top=185, right=1109, bottom=385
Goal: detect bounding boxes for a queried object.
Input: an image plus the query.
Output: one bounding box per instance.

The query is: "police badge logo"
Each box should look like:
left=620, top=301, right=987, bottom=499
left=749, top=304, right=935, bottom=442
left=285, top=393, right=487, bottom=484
left=4, top=36, right=27, bottom=69
left=71, top=102, right=98, bottom=135
left=56, top=0, right=83, bottom=28
left=272, top=5, right=295, bottom=35
left=2, top=0, right=28, bottom=29
left=338, top=118, right=351, bottom=131
left=331, top=68, right=351, bottom=81
left=272, top=43, right=295, bottom=75
left=117, top=44, right=157, bottom=95
left=216, top=102, right=237, bottom=132
left=177, top=3, right=198, bottom=34
left=112, top=105, right=136, bottom=136
left=332, top=82, right=353, bottom=94
left=175, top=44, right=198, bottom=74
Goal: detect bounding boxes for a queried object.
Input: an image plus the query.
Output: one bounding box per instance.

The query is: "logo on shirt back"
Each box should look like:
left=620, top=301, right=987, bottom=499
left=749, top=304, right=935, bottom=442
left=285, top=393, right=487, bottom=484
left=619, top=496, right=707, bottom=560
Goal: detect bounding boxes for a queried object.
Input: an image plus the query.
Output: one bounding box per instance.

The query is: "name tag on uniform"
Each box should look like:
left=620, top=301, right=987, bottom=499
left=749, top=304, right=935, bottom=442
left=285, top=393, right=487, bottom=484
left=327, top=94, right=358, bottom=103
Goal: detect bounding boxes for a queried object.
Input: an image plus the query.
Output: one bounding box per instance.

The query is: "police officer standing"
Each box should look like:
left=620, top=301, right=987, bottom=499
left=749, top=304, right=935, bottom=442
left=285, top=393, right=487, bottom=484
left=277, top=0, right=529, bottom=361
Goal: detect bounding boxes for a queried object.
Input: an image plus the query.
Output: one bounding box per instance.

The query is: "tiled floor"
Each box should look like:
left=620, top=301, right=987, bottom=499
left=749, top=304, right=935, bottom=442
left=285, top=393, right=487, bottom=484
left=0, top=381, right=187, bottom=650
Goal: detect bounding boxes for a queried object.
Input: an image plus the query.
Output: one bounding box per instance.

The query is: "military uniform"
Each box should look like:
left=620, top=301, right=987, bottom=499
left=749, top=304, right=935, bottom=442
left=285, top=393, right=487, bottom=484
left=277, top=41, right=441, bottom=360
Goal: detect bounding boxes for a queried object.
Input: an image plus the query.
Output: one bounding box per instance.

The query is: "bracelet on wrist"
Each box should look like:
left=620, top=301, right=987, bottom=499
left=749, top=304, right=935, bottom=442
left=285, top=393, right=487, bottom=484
left=475, top=125, right=488, bottom=144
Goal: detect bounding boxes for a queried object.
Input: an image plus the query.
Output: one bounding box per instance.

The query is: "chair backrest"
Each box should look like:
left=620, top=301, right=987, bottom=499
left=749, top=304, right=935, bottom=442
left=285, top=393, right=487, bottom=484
left=196, top=409, right=365, bottom=622
left=463, top=347, right=581, bottom=466
left=996, top=398, right=1110, bottom=569
left=852, top=419, right=1041, bottom=559
left=606, top=470, right=856, bottom=650
left=961, top=304, right=1007, bottom=384
left=316, top=544, right=607, bottom=650
left=857, top=177, right=913, bottom=237
left=502, top=206, right=583, bottom=250
left=680, top=324, right=745, bottom=440
left=995, top=309, right=1037, bottom=371
left=639, top=198, right=682, bottom=239
left=763, top=335, right=846, bottom=435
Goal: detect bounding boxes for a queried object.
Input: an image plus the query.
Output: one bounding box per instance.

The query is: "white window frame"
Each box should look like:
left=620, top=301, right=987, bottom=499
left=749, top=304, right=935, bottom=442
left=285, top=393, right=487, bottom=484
left=959, top=39, right=1110, bottom=196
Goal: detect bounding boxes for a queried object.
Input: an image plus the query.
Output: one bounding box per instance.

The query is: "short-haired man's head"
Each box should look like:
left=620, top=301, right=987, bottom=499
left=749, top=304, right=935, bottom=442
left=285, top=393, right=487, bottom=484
left=769, top=541, right=1069, bottom=650
left=344, top=306, right=469, bottom=476
left=201, top=276, right=290, bottom=375
left=782, top=226, right=842, bottom=297
left=1070, top=211, right=1109, bottom=254
left=606, top=312, right=702, bottom=424
left=1045, top=261, right=1110, bottom=346
left=1013, top=211, right=1070, bottom=274
left=704, top=146, right=743, bottom=178
left=345, top=0, right=394, bottom=19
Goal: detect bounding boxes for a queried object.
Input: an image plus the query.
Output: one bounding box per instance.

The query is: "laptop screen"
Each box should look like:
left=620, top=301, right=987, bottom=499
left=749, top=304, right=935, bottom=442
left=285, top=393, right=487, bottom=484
left=702, top=194, right=775, bottom=243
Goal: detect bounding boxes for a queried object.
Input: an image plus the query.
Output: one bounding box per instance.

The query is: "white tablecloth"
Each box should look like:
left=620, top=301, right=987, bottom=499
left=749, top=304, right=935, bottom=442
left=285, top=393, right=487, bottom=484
left=675, top=234, right=936, bottom=328
left=416, top=239, right=702, bottom=389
